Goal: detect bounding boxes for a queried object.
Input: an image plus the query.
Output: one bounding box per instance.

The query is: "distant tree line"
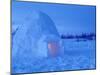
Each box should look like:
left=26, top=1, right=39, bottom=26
left=61, top=33, right=96, bottom=40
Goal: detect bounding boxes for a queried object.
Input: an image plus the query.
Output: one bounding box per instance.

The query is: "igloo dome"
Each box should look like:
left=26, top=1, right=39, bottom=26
left=12, top=10, right=64, bottom=59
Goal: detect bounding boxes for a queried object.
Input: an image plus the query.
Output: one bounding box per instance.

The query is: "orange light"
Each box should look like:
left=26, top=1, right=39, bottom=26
left=48, top=42, right=59, bottom=57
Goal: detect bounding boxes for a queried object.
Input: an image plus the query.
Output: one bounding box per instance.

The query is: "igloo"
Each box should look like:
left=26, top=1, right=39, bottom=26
left=12, top=10, right=64, bottom=59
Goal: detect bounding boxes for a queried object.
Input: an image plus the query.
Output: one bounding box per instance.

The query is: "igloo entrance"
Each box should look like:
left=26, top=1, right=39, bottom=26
left=47, top=41, right=60, bottom=57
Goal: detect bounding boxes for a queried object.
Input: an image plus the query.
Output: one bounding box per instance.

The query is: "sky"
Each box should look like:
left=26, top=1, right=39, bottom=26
left=12, top=1, right=96, bottom=35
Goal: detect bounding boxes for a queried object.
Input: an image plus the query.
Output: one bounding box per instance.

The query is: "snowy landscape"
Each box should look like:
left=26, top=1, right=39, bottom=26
left=12, top=1, right=96, bottom=74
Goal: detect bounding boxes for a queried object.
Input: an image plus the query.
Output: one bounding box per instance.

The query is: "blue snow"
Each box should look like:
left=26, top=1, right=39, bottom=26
left=12, top=1, right=96, bottom=74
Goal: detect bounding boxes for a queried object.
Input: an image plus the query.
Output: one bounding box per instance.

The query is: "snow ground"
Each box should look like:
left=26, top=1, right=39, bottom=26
left=12, top=39, right=96, bottom=74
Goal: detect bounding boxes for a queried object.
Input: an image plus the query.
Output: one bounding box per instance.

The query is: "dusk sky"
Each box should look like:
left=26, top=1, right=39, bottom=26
left=12, top=1, right=96, bottom=35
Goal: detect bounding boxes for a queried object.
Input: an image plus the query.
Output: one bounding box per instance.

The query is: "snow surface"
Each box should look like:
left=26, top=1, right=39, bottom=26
left=12, top=38, right=96, bottom=73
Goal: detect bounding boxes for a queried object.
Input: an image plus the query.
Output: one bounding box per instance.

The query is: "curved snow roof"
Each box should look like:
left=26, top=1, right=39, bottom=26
left=28, top=10, right=60, bottom=42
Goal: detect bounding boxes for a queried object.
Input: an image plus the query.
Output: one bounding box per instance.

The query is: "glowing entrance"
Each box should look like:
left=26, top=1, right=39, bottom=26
left=48, top=41, right=60, bottom=57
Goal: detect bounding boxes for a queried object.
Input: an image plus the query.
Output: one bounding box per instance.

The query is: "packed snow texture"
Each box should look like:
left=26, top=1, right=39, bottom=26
left=12, top=10, right=96, bottom=73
